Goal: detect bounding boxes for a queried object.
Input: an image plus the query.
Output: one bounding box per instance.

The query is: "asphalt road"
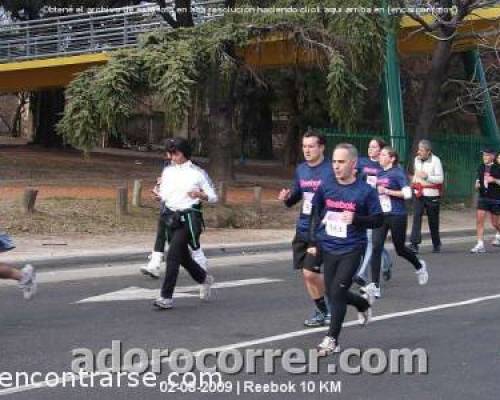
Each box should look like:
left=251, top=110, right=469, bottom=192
left=1, top=237, right=499, bottom=399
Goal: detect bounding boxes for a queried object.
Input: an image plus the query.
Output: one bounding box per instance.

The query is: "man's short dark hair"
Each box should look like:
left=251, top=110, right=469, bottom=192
left=303, top=128, right=326, bottom=146
left=165, top=137, right=192, bottom=159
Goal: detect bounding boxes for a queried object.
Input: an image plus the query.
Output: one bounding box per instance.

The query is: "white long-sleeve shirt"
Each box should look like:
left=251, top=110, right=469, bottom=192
left=159, top=160, right=218, bottom=211
left=412, top=153, right=444, bottom=197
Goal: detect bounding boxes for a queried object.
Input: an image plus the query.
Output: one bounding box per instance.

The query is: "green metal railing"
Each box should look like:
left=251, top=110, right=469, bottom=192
left=320, top=129, right=496, bottom=200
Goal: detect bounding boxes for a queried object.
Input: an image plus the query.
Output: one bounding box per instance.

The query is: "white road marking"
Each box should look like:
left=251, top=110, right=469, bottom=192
left=1, top=291, right=500, bottom=396
left=0, top=236, right=483, bottom=287
left=0, top=251, right=291, bottom=286
left=76, top=278, right=283, bottom=303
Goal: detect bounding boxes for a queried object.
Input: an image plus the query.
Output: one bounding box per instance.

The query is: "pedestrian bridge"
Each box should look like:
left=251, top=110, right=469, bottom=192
left=0, top=3, right=498, bottom=92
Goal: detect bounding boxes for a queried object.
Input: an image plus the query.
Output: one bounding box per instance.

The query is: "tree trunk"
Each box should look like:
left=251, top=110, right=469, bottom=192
left=207, top=107, right=234, bottom=181
left=31, top=89, right=65, bottom=147
left=11, top=93, right=27, bottom=136
left=255, top=93, right=274, bottom=159
left=413, top=31, right=454, bottom=152
left=158, top=0, right=194, bottom=28
left=206, top=57, right=237, bottom=182
left=175, top=0, right=194, bottom=27
left=283, top=77, right=301, bottom=167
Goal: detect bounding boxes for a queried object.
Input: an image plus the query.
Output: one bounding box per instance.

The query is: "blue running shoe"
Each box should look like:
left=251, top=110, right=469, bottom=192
left=0, top=233, right=15, bottom=253
left=304, top=310, right=327, bottom=328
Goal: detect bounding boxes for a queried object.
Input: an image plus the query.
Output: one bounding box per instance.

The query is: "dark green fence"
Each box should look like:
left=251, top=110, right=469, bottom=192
left=319, top=129, right=497, bottom=201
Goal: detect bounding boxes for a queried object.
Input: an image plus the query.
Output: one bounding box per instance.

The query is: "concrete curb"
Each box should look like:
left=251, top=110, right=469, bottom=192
left=5, top=228, right=486, bottom=270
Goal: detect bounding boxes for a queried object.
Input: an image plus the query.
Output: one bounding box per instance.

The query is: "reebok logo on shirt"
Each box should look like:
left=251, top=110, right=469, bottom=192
left=300, top=179, right=322, bottom=191
left=326, top=199, right=357, bottom=212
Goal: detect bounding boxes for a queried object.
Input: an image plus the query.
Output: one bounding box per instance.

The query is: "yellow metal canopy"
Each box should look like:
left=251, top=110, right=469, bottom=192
left=0, top=7, right=498, bottom=92
left=0, top=53, right=110, bottom=92
left=398, top=6, right=499, bottom=55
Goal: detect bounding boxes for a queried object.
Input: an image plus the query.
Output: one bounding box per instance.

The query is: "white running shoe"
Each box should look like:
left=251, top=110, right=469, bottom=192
left=19, top=264, right=37, bottom=300
left=317, top=336, right=339, bottom=356
left=140, top=251, right=162, bottom=279
left=191, top=248, right=208, bottom=271
left=416, top=260, right=429, bottom=285
left=361, top=283, right=379, bottom=301
left=491, top=234, right=500, bottom=247
left=153, top=297, right=173, bottom=310
left=200, top=275, right=214, bottom=301
left=470, top=242, right=486, bottom=253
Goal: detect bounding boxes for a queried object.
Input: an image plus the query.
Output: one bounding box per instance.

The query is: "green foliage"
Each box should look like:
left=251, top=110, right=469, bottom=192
left=141, top=39, right=200, bottom=129
left=57, top=53, right=143, bottom=153
left=327, top=52, right=366, bottom=131
left=56, top=68, right=101, bottom=154
left=94, top=51, right=143, bottom=133
left=59, top=0, right=387, bottom=151
left=325, top=0, right=386, bottom=129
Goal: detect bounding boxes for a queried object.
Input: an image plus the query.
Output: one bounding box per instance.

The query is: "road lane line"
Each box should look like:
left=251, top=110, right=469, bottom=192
left=76, top=278, right=284, bottom=303
left=1, top=291, right=500, bottom=396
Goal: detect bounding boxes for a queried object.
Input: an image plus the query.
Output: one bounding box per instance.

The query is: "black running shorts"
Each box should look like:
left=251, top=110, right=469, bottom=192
left=477, top=197, right=500, bottom=215
left=292, top=234, right=322, bottom=272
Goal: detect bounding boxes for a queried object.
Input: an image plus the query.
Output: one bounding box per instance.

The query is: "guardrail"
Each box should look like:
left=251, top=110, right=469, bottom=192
left=0, top=1, right=225, bottom=63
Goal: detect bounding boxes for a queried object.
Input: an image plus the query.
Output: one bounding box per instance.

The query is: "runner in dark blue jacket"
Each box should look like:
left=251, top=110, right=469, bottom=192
left=369, top=146, right=429, bottom=298
left=279, top=130, right=335, bottom=328
left=308, top=143, right=383, bottom=355
left=354, top=137, right=393, bottom=288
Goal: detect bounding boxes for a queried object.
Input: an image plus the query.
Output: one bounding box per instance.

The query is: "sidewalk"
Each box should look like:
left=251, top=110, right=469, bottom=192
left=3, top=208, right=491, bottom=267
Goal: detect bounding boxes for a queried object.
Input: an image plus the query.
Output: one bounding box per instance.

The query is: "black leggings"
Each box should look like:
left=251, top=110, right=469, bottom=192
left=154, top=216, right=167, bottom=253
left=160, top=221, right=206, bottom=299
left=372, top=214, right=422, bottom=286
left=324, top=248, right=370, bottom=342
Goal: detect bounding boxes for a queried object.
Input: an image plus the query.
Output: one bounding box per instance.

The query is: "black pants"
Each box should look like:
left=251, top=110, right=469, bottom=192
left=410, top=196, right=441, bottom=247
left=154, top=216, right=167, bottom=253
left=372, top=214, right=422, bottom=286
left=323, top=248, right=369, bottom=342
left=160, top=212, right=206, bottom=299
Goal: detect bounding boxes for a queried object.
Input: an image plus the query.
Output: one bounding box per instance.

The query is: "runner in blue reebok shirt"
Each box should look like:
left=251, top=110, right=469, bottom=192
left=369, top=146, right=429, bottom=299
left=278, top=130, right=335, bottom=328
left=308, top=143, right=383, bottom=355
left=355, top=137, right=393, bottom=288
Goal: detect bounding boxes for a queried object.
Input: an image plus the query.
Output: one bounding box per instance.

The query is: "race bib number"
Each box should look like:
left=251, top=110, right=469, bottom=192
left=367, top=175, right=377, bottom=188
left=379, top=194, right=392, bottom=213
left=302, top=192, right=314, bottom=215
left=323, top=211, right=347, bottom=238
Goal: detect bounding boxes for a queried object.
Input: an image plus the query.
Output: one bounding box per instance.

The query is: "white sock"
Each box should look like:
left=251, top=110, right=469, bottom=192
left=19, top=267, right=30, bottom=285
left=191, top=248, right=208, bottom=271
left=150, top=251, right=163, bottom=263
left=478, top=240, right=484, bottom=246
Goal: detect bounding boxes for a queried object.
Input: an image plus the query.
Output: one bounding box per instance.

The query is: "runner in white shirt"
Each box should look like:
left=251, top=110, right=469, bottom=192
left=141, top=150, right=209, bottom=278
left=153, top=138, right=218, bottom=310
